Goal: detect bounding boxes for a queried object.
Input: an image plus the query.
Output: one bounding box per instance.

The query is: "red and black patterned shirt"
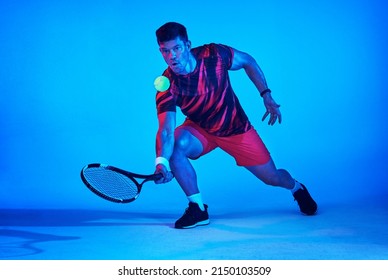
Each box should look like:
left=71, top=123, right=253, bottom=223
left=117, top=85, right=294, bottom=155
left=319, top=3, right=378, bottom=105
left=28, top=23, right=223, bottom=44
left=156, top=43, right=251, bottom=137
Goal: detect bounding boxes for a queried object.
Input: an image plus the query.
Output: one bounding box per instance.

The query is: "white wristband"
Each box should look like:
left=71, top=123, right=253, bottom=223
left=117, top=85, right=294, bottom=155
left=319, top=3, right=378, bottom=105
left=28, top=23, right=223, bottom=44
left=155, top=156, right=170, bottom=170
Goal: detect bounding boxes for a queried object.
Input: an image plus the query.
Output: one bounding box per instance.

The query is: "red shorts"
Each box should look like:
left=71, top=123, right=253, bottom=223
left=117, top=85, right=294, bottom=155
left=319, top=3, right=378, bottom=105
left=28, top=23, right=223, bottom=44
left=176, top=120, right=271, bottom=166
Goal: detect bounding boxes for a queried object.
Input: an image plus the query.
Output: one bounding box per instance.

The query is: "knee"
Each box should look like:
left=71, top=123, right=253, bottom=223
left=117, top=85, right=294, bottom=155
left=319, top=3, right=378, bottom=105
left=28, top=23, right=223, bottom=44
left=169, top=137, right=190, bottom=172
left=170, top=129, right=203, bottom=165
left=173, top=130, right=191, bottom=154
left=170, top=131, right=192, bottom=166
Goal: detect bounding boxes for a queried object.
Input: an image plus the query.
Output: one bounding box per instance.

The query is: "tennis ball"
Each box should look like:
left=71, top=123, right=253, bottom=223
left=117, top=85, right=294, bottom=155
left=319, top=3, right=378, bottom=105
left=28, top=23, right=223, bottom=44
left=154, top=75, right=170, bottom=92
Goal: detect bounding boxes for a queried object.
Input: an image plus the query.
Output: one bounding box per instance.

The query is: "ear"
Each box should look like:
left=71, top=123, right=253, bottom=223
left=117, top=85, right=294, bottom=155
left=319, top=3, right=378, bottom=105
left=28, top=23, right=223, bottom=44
left=186, top=40, right=192, bottom=49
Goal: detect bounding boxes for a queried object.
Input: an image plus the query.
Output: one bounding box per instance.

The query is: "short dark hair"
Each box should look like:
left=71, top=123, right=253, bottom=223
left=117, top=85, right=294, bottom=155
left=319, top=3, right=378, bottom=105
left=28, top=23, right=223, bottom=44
left=156, top=22, right=188, bottom=44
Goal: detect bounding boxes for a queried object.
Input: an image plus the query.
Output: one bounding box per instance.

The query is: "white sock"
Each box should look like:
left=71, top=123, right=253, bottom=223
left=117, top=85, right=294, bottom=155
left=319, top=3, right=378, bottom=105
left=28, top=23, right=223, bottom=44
left=290, top=180, right=302, bottom=194
left=187, top=193, right=205, bottom=211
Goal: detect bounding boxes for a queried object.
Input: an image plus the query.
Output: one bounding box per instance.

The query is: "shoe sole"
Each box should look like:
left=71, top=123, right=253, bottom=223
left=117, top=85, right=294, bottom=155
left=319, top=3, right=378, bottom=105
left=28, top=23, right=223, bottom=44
left=175, top=219, right=210, bottom=229
left=301, top=209, right=318, bottom=216
left=300, top=204, right=318, bottom=216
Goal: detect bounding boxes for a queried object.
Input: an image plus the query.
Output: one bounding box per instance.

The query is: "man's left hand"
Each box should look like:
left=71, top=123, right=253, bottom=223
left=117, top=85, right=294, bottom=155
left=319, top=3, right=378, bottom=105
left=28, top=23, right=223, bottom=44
left=262, top=94, right=282, bottom=125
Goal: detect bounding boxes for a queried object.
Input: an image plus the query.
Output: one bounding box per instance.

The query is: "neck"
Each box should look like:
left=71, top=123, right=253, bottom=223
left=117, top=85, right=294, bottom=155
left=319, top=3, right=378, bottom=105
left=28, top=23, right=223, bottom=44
left=186, top=53, right=196, bottom=74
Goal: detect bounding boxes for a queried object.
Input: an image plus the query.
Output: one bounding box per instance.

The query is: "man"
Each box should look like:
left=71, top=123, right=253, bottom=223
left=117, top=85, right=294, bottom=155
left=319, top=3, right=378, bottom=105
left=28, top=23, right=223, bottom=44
left=153, top=22, right=317, bottom=229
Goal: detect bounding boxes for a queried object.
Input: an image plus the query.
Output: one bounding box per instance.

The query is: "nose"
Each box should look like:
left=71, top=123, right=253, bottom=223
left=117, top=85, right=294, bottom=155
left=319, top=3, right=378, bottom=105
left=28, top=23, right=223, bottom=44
left=169, top=49, right=177, bottom=59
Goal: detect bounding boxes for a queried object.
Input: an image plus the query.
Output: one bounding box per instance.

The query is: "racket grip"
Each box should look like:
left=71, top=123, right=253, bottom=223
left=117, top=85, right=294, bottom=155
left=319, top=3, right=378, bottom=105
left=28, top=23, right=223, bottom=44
left=153, top=173, right=164, bottom=180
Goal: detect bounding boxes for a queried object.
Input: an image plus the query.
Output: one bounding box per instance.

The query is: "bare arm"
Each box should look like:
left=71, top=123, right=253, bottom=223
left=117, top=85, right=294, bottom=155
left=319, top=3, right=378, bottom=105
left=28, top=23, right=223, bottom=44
left=231, top=48, right=282, bottom=125
left=230, top=48, right=269, bottom=92
left=155, top=111, right=175, bottom=183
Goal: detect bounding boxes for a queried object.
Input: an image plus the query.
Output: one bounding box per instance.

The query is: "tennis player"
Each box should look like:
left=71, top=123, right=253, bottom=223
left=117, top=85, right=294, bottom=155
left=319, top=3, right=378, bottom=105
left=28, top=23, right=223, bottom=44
left=154, top=22, right=317, bottom=229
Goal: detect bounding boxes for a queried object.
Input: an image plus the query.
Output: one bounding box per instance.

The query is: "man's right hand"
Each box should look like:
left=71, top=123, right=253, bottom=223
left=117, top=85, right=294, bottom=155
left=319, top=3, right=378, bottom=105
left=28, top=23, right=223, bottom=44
left=154, top=164, right=174, bottom=184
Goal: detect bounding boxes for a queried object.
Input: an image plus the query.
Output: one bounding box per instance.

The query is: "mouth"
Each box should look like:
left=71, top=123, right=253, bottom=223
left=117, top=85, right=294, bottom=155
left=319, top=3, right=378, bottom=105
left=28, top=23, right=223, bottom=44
left=169, top=60, right=184, bottom=74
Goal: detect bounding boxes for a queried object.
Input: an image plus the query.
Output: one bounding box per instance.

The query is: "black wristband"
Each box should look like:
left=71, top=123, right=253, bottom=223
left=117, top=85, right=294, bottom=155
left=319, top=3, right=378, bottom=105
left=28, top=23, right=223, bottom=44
left=260, top=88, right=271, bottom=97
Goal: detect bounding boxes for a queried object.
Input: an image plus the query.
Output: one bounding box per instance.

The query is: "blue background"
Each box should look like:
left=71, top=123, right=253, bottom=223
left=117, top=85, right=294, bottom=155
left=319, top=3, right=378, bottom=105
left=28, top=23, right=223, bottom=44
left=1, top=0, right=387, bottom=212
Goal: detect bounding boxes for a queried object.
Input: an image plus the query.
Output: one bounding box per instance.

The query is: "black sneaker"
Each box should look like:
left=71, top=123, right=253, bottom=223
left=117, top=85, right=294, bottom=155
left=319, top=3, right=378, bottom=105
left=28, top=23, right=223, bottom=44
left=175, top=202, right=210, bottom=229
left=293, top=183, right=318, bottom=215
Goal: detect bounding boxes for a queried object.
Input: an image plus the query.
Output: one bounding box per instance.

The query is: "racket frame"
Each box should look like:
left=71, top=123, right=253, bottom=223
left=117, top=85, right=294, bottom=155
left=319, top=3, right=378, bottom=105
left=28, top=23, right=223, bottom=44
left=80, top=163, right=162, bottom=203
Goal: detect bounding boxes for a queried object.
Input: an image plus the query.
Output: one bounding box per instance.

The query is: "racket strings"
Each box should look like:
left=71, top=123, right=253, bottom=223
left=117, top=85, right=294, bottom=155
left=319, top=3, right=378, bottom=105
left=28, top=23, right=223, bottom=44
left=83, top=168, right=139, bottom=201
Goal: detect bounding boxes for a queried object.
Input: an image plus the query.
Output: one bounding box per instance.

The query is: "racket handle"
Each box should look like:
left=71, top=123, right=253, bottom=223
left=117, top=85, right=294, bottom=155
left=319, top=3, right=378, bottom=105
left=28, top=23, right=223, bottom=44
left=153, top=173, right=163, bottom=180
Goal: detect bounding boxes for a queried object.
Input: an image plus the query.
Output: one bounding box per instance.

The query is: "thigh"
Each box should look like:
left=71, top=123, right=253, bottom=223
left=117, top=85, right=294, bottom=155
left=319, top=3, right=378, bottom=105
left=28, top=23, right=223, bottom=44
left=217, top=128, right=271, bottom=166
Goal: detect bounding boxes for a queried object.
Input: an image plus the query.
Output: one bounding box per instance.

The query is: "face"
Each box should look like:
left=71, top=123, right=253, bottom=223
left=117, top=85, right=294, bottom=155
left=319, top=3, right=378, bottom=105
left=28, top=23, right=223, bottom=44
left=159, top=37, right=192, bottom=75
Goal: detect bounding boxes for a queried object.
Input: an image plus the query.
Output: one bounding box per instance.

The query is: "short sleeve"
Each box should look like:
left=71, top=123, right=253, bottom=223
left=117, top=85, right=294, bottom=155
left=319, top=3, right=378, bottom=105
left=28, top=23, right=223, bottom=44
left=215, top=44, right=234, bottom=70
left=156, top=90, right=176, bottom=114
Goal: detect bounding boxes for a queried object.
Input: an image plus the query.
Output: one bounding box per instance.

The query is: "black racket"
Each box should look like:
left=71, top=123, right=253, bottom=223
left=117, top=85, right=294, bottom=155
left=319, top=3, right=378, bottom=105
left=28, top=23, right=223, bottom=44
left=80, top=163, right=163, bottom=203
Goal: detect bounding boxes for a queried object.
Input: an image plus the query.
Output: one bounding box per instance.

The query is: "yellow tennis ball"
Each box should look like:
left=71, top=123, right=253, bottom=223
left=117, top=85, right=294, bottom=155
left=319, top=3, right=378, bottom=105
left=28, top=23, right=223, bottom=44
left=154, top=75, right=170, bottom=92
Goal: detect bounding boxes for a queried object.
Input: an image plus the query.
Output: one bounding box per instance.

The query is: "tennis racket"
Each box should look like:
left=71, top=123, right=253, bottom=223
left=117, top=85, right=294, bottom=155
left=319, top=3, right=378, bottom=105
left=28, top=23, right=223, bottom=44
left=80, top=163, right=163, bottom=203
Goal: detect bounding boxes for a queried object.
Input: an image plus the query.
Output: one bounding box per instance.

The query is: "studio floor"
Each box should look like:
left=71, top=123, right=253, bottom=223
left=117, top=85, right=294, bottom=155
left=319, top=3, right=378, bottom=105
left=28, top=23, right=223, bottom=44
left=1, top=196, right=387, bottom=260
